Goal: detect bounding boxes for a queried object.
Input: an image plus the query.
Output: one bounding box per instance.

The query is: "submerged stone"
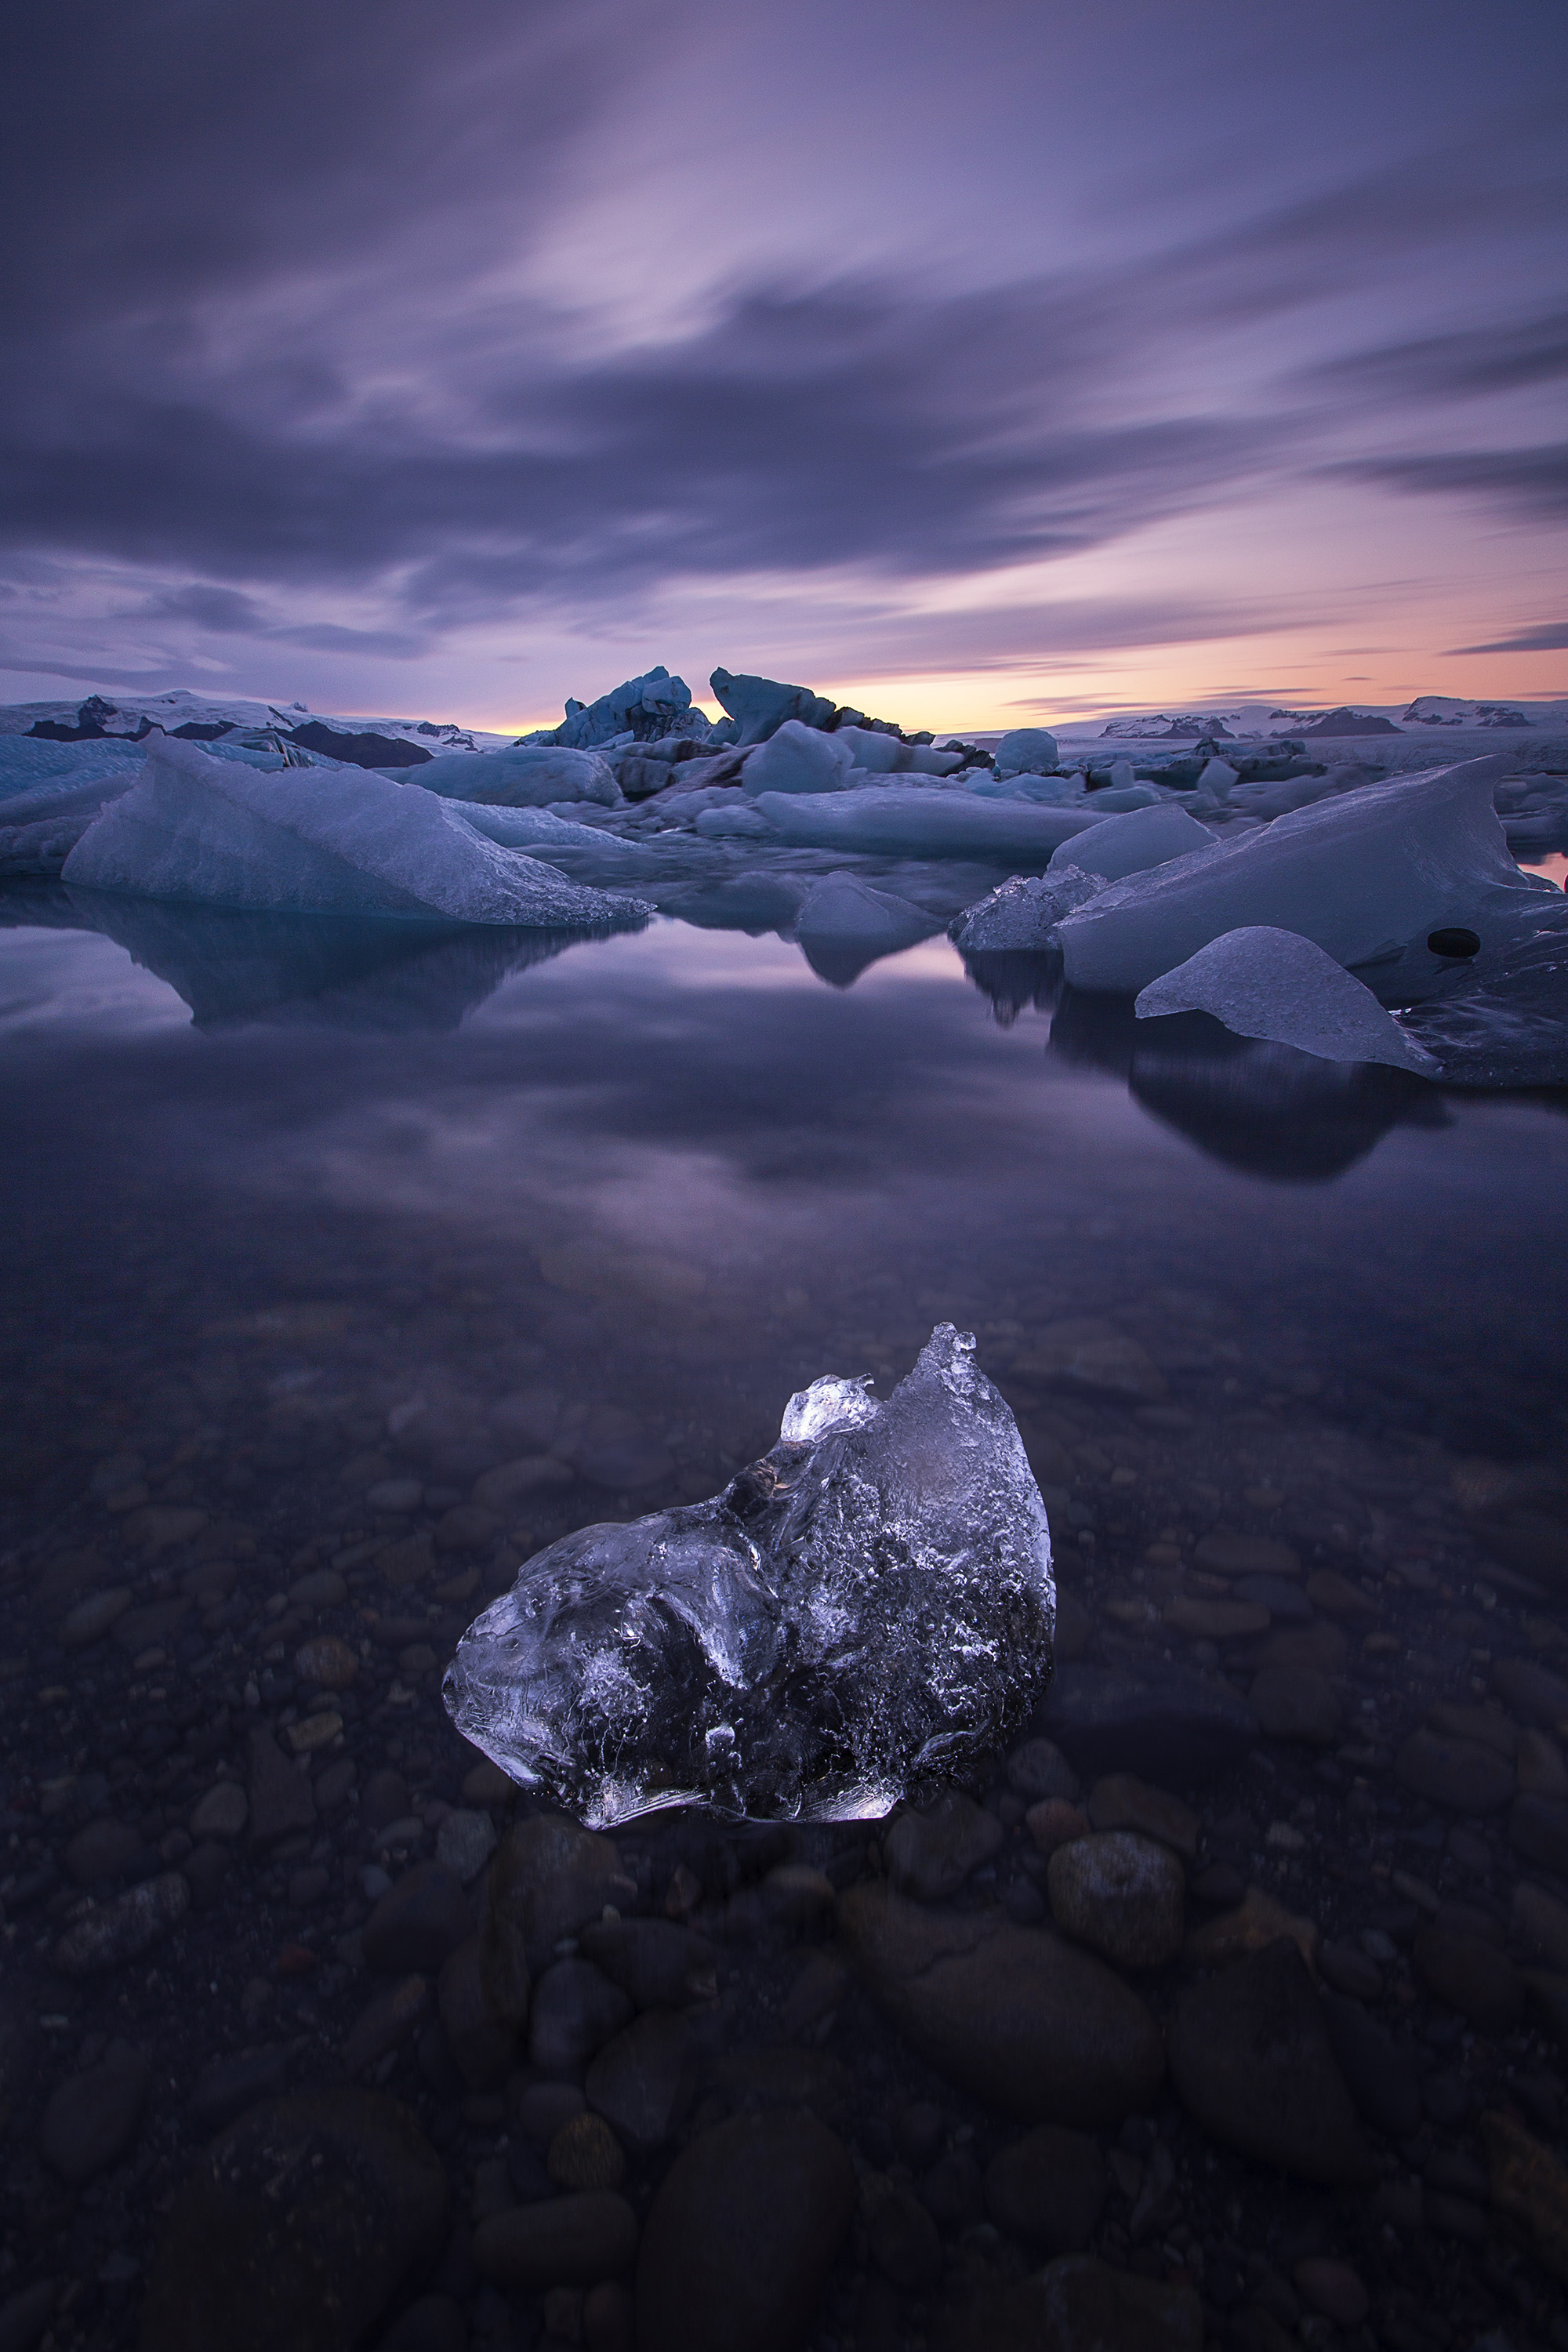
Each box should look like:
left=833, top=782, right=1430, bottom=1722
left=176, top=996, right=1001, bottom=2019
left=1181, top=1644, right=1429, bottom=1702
left=445, top=1325, right=1054, bottom=1827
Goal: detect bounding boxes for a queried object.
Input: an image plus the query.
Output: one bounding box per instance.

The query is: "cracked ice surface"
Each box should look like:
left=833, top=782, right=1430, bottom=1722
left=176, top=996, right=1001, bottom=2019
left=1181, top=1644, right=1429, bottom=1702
left=443, top=1324, right=1054, bottom=1828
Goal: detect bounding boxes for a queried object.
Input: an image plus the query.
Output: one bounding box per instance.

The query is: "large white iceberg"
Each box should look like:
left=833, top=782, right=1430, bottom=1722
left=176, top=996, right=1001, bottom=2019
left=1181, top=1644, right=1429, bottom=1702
left=832, top=727, right=964, bottom=776
left=1058, top=755, right=1540, bottom=993
left=794, top=875, right=938, bottom=983
left=61, top=733, right=651, bottom=928
left=741, top=720, right=855, bottom=796
left=1134, top=927, right=1440, bottom=1073
left=993, top=727, right=1059, bottom=778
left=400, top=743, right=621, bottom=807
left=1047, top=800, right=1214, bottom=883
left=754, top=785, right=1105, bottom=861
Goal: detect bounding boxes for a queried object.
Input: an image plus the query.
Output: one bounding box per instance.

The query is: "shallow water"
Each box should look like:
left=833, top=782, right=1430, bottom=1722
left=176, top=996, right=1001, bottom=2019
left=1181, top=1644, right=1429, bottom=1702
left=2, top=902, right=1566, bottom=2352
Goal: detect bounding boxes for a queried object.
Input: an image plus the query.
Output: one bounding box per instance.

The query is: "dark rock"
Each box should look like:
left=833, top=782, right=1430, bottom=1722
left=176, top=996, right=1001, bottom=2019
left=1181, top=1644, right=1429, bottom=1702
left=287, top=724, right=432, bottom=768
left=1083, top=1773, right=1199, bottom=1861
left=362, top=1770, right=412, bottom=1831
left=885, top=1790, right=1004, bottom=1900
left=840, top=1882, right=1163, bottom=2128
left=1319, top=1940, right=1383, bottom=2001
left=1249, top=1665, right=1341, bottom=1746
left=1006, top=1739, right=1080, bottom=1802
left=1047, top=1831, right=1185, bottom=1969
left=933, top=2254, right=1202, bottom=2352
left=64, top=1818, right=156, bottom=1885
left=1480, top=2107, right=1568, bottom=2285
left=248, top=1728, right=317, bottom=1846
left=1491, top=1657, right=1568, bottom=1727
left=579, top=1918, right=717, bottom=2009
left=342, top=1976, right=432, bottom=2076
left=1395, top=1730, right=1515, bottom=1813
left=40, top=2042, right=151, bottom=2183
left=1512, top=1792, right=1568, bottom=1875
left=921, top=2148, right=985, bottom=2230
left=481, top=1817, right=635, bottom=2023
left=374, top=2294, right=467, bottom=2352
left=0, top=2281, right=56, bottom=2352
left=528, top=1958, right=633, bottom=2076
left=1167, top=1941, right=1374, bottom=2184
left=703, top=2048, right=851, bottom=2129
left=472, top=2192, right=638, bottom=2290
left=1036, top=1661, right=1258, bottom=1783
left=1319, top=1996, right=1422, bottom=2137
left=517, top=2081, right=589, bottom=2145
left=188, top=2045, right=299, bottom=2135
left=140, top=2091, right=448, bottom=2352
left=547, top=2113, right=628, bottom=2190
left=635, top=2110, right=855, bottom=2352
left=437, top=1937, right=515, bottom=2091
left=363, top=1864, right=472, bottom=1974
left=866, top=2183, right=942, bottom=2291
left=54, top=1871, right=189, bottom=1976
left=984, top=2125, right=1106, bottom=2252
left=1411, top=1925, right=1523, bottom=2034
left=585, top=2011, right=695, bottom=2154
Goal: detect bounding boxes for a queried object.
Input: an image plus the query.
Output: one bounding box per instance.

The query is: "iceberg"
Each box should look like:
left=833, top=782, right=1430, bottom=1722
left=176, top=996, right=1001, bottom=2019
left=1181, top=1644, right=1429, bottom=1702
left=400, top=744, right=620, bottom=807
left=60, top=733, right=651, bottom=928
left=443, top=1324, right=1054, bottom=1827
left=832, top=727, right=964, bottom=776
left=953, top=868, right=1103, bottom=953
left=741, top=720, right=855, bottom=796
left=1058, top=755, right=1540, bottom=994
left=793, top=875, right=939, bottom=984
left=1047, top=801, right=1214, bottom=883
left=1134, top=927, right=1440, bottom=1073
left=1397, top=898, right=1568, bottom=1088
left=710, top=667, right=837, bottom=744
left=753, top=785, right=1105, bottom=861
left=521, top=666, right=699, bottom=749
left=994, top=727, right=1060, bottom=778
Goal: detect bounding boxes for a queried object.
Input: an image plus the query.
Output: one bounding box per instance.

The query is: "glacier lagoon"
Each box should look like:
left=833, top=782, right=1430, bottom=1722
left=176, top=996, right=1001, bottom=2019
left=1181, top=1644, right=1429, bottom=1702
left=2, top=753, right=1567, bottom=2351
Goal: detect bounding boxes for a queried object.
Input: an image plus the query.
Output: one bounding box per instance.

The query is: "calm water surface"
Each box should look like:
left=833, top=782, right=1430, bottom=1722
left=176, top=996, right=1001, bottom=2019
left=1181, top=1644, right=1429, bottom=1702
left=2, top=902, right=1566, bottom=2352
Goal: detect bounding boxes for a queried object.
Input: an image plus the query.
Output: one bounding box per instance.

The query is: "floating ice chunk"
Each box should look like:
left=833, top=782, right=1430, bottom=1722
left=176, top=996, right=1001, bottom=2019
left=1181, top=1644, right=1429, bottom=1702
left=0, top=772, right=145, bottom=875
left=1197, top=757, right=1239, bottom=793
left=1134, top=927, right=1440, bottom=1072
left=1081, top=783, right=1162, bottom=811
left=953, top=867, right=1104, bottom=953
left=443, top=800, right=637, bottom=855
left=974, top=771, right=1086, bottom=805
left=794, top=875, right=938, bottom=983
left=1048, top=801, right=1215, bottom=883
left=1058, top=756, right=1533, bottom=994
left=754, top=786, right=1103, bottom=861
left=405, top=745, right=621, bottom=807
left=741, top=720, right=855, bottom=796
left=994, top=727, right=1060, bottom=779
left=695, top=801, right=775, bottom=839
left=443, top=1323, right=1054, bottom=1827
left=833, top=727, right=964, bottom=776
left=61, top=733, right=652, bottom=928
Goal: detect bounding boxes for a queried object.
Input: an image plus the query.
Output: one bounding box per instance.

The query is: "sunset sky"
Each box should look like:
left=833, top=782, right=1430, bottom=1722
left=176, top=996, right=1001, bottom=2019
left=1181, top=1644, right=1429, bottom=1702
left=4, top=0, right=1565, bottom=734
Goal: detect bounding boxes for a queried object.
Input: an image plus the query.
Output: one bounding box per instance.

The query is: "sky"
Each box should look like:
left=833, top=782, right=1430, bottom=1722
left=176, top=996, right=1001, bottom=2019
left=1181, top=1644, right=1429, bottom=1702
left=2, top=0, right=1566, bottom=735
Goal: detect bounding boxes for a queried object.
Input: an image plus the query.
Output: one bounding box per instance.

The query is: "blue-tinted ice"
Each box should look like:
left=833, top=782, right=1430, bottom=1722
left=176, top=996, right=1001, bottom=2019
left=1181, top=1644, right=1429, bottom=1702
left=443, top=1323, right=1054, bottom=1827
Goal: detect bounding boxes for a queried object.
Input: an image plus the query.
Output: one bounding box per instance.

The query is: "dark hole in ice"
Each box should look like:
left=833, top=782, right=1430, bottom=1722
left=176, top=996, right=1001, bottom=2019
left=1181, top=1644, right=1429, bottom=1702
left=1426, top=926, right=1480, bottom=957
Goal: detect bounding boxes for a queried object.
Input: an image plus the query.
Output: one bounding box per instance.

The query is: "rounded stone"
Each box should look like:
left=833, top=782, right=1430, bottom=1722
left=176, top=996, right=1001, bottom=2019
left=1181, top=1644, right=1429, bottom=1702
left=1025, top=1798, right=1089, bottom=1857
left=362, top=1862, right=473, bottom=1974
left=1294, top=2258, right=1370, bottom=2327
left=190, top=1782, right=249, bottom=1842
left=64, top=1818, right=151, bottom=1885
left=434, top=1808, right=497, bottom=1885
left=1167, top=1940, right=1374, bottom=2185
left=549, top=2114, right=627, bottom=2190
left=366, top=1479, right=423, bottom=1513
left=528, top=1958, right=633, bottom=2077
left=984, top=2125, right=1107, bottom=2254
left=1047, top=1831, right=1185, bottom=1969
left=586, top=2011, right=696, bottom=2156
left=886, top=1790, right=1004, bottom=1901
left=1249, top=1665, right=1341, bottom=1746
left=139, top=2091, right=448, bottom=2352
left=866, top=2183, right=942, bottom=2291
left=473, top=2191, right=638, bottom=2291
left=294, top=1635, right=359, bottom=1690
left=40, top=2042, right=151, bottom=2183
left=1193, top=1532, right=1301, bottom=1579
left=1006, top=1739, right=1080, bottom=1803
left=635, top=2111, right=855, bottom=2352
left=57, top=1588, right=132, bottom=1650
left=840, top=1883, right=1163, bottom=2129
left=1411, top=1924, right=1523, bottom=2035
left=54, top=1871, right=189, bottom=1976
left=1396, top=1729, right=1515, bottom=1814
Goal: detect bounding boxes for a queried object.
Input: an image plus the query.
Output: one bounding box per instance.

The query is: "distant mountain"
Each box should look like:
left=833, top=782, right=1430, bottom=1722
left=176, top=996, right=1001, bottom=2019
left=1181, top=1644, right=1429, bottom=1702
left=1403, top=695, right=1532, bottom=728
left=1299, top=707, right=1400, bottom=737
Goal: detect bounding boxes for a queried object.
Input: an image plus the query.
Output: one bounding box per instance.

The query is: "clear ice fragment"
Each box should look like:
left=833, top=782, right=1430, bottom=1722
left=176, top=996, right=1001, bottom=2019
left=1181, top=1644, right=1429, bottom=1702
left=443, top=1325, right=1054, bottom=1828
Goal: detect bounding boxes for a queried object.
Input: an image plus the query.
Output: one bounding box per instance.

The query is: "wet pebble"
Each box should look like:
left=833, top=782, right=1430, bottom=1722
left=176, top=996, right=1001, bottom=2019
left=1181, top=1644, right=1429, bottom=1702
left=1167, top=1940, right=1373, bottom=2184
left=437, top=1936, right=515, bottom=2090
left=1411, top=1922, right=1523, bottom=2034
left=983, top=2123, right=1106, bottom=2253
left=1006, top=1737, right=1080, bottom=1802
left=586, top=2009, right=695, bottom=2154
left=434, top=1806, right=495, bottom=1884
left=528, top=1958, right=633, bottom=2076
left=55, top=1870, right=189, bottom=1976
left=1047, top=1831, right=1185, bottom=1969
left=56, top=1588, right=131, bottom=1649
left=548, top=2112, right=627, bottom=2190
left=362, top=1860, right=472, bottom=1974
left=885, top=1788, right=1004, bottom=1900
left=189, top=1780, right=249, bottom=1840
left=634, top=2109, right=855, bottom=2352
left=1395, top=1727, right=1515, bottom=1813
left=294, top=1634, right=359, bottom=1689
left=40, top=2040, right=151, bottom=2183
left=1083, top=1772, right=1199, bottom=1861
left=1249, top=1664, right=1341, bottom=1745
left=473, top=2190, right=638, bottom=2290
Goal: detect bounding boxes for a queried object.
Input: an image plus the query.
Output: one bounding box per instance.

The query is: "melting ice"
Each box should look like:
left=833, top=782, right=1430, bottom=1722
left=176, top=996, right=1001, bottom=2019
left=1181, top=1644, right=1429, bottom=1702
left=443, top=1324, right=1055, bottom=1828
